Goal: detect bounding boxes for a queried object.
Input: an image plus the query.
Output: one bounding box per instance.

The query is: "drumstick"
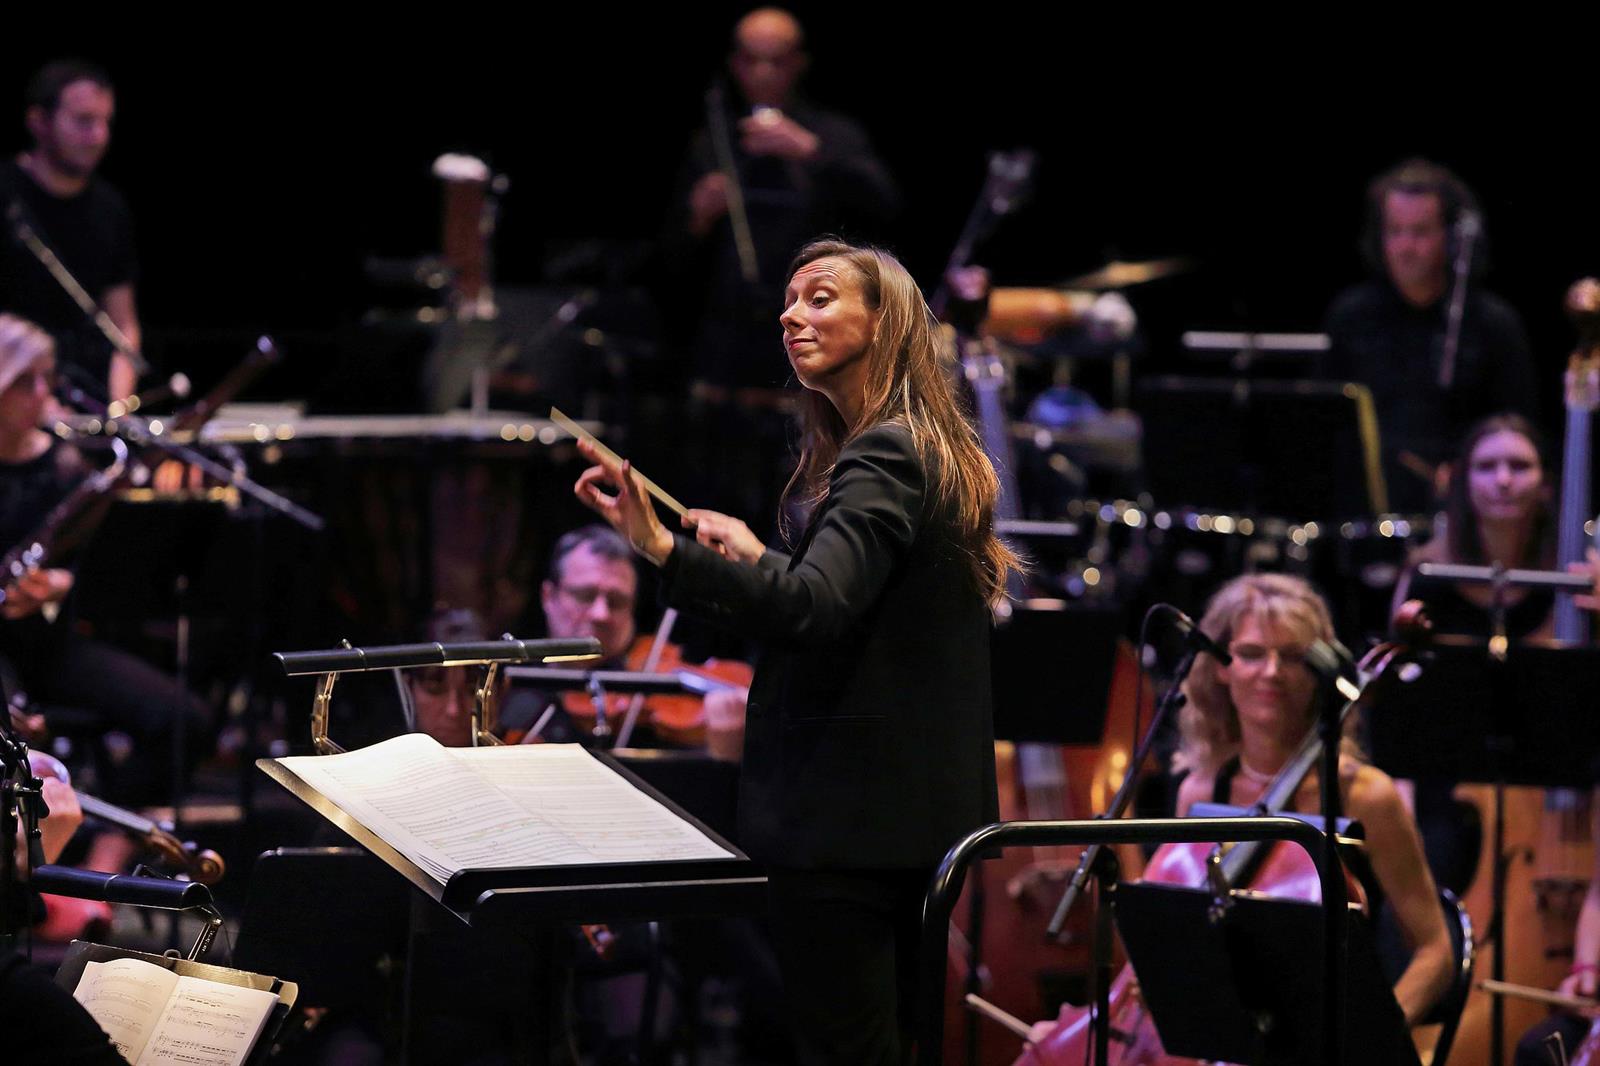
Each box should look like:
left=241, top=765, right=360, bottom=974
left=550, top=407, right=688, bottom=518
left=1479, top=978, right=1599, bottom=1013
left=964, top=993, right=1035, bottom=1042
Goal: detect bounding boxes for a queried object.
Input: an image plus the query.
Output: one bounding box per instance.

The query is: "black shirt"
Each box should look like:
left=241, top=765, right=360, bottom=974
left=0, top=159, right=138, bottom=389
left=0, top=437, right=87, bottom=553
left=664, top=97, right=899, bottom=390
left=1322, top=278, right=1538, bottom=513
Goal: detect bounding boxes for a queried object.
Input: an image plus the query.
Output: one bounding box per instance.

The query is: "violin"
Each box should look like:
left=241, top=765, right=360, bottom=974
left=1015, top=610, right=1429, bottom=1066
left=555, top=628, right=752, bottom=748
left=26, top=750, right=224, bottom=885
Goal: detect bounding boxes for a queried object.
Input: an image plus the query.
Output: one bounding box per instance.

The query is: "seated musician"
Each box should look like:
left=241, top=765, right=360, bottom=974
left=1391, top=413, right=1577, bottom=641
left=2, top=769, right=130, bottom=1065
left=1026, top=573, right=1452, bottom=1056
left=1389, top=414, right=1600, bottom=902
left=1173, top=573, right=1452, bottom=1025
left=531, top=524, right=747, bottom=757
left=0, top=314, right=209, bottom=929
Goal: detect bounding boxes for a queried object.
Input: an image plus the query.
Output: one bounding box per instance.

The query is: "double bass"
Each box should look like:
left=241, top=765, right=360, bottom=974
left=1016, top=614, right=1428, bottom=1065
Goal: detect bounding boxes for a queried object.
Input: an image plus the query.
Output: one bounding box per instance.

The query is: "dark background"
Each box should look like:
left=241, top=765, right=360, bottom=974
left=12, top=18, right=1600, bottom=429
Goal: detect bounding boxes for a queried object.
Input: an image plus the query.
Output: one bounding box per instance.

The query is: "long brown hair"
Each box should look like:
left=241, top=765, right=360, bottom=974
left=1435, top=413, right=1552, bottom=567
left=781, top=239, right=1019, bottom=604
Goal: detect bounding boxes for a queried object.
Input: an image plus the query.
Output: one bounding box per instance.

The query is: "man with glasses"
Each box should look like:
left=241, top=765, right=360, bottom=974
left=534, top=524, right=746, bottom=757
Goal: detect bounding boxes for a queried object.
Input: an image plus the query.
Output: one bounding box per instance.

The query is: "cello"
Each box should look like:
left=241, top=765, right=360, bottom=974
left=1014, top=608, right=1430, bottom=1066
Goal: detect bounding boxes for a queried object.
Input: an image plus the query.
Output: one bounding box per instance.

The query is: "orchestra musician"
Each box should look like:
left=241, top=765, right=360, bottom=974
left=575, top=238, right=1012, bottom=1064
left=662, top=7, right=900, bottom=535
left=1320, top=159, right=1538, bottom=512
left=1023, top=574, right=1452, bottom=1056
left=0, top=61, right=140, bottom=404
left=526, top=524, right=748, bottom=755
left=1392, top=413, right=1600, bottom=637
left=0, top=314, right=207, bottom=923
left=2, top=763, right=129, bottom=1066
left=1172, top=573, right=1453, bottom=1024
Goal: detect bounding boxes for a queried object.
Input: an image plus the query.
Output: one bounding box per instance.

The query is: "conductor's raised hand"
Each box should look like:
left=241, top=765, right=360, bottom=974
left=683, top=509, right=766, bottom=565
left=573, top=438, right=674, bottom=566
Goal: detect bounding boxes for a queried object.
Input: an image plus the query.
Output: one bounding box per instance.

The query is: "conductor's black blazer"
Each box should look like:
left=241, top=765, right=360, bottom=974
left=660, top=421, right=998, bottom=869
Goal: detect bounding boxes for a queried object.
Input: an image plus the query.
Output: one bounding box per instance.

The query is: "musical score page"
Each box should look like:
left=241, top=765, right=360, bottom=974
left=276, top=734, right=730, bottom=883
left=72, top=957, right=278, bottom=1066
left=451, top=744, right=733, bottom=863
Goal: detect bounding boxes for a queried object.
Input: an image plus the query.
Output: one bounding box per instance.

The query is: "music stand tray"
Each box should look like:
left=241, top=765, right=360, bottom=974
left=257, top=748, right=766, bottom=928
left=1135, top=376, right=1385, bottom=519
left=1113, top=882, right=1417, bottom=1066
left=1368, top=643, right=1600, bottom=788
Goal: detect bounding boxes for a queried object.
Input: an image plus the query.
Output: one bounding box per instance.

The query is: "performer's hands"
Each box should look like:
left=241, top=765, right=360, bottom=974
left=688, top=172, right=730, bottom=236
left=738, top=109, right=819, bottom=162
left=702, top=688, right=746, bottom=763
left=1558, top=966, right=1599, bottom=1013
left=573, top=438, right=674, bottom=566
left=36, top=778, right=82, bottom=866
left=2, top=567, right=74, bottom=619
left=682, top=509, right=766, bottom=565
left=13, top=777, right=82, bottom=871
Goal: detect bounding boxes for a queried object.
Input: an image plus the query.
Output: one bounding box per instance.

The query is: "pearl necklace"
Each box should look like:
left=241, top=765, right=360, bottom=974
left=1235, top=759, right=1280, bottom=788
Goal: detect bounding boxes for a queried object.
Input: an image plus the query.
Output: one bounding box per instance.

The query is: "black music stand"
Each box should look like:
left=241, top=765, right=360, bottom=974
left=259, top=750, right=764, bottom=1065
left=1373, top=561, right=1600, bottom=1066
left=1369, top=643, right=1600, bottom=788
left=1112, top=882, right=1418, bottom=1066
left=1135, top=376, right=1385, bottom=518
left=55, top=941, right=298, bottom=1066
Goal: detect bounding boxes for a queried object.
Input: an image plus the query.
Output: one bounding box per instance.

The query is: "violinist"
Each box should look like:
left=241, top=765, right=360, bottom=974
left=1173, top=573, right=1453, bottom=1024
left=534, top=523, right=748, bottom=756
left=574, top=238, right=1012, bottom=1064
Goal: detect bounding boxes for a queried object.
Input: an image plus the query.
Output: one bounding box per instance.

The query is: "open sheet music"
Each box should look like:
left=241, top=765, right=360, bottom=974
left=273, top=734, right=733, bottom=884
left=71, top=957, right=278, bottom=1066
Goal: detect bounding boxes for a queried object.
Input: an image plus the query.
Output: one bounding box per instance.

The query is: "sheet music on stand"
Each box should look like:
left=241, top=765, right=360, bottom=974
left=259, top=733, right=762, bottom=922
left=55, top=941, right=297, bottom=1066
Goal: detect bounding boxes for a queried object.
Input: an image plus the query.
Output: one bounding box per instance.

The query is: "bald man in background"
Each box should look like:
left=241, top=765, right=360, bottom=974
left=661, top=8, right=900, bottom=528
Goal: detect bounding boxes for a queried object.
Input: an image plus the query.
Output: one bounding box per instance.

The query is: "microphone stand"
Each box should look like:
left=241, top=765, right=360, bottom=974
left=704, top=80, right=759, bottom=284
left=5, top=202, right=150, bottom=377
left=58, top=380, right=324, bottom=533
left=1042, top=622, right=1208, bottom=1066
left=0, top=721, right=46, bottom=942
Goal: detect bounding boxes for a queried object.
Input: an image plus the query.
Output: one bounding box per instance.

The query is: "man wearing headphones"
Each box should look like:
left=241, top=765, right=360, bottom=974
left=1320, top=158, right=1537, bottom=512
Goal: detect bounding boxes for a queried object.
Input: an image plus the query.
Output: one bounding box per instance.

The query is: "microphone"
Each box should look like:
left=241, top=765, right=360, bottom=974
left=106, top=373, right=191, bottom=419
left=1165, top=606, right=1231, bottom=666
left=1305, top=638, right=1363, bottom=702
left=31, top=865, right=214, bottom=910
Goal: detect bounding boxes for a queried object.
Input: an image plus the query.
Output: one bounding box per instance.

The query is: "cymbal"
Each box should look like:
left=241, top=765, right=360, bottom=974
left=1059, top=256, right=1194, bottom=291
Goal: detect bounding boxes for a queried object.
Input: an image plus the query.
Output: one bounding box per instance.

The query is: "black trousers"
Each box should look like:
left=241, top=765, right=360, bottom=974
left=766, top=866, right=932, bottom=1066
